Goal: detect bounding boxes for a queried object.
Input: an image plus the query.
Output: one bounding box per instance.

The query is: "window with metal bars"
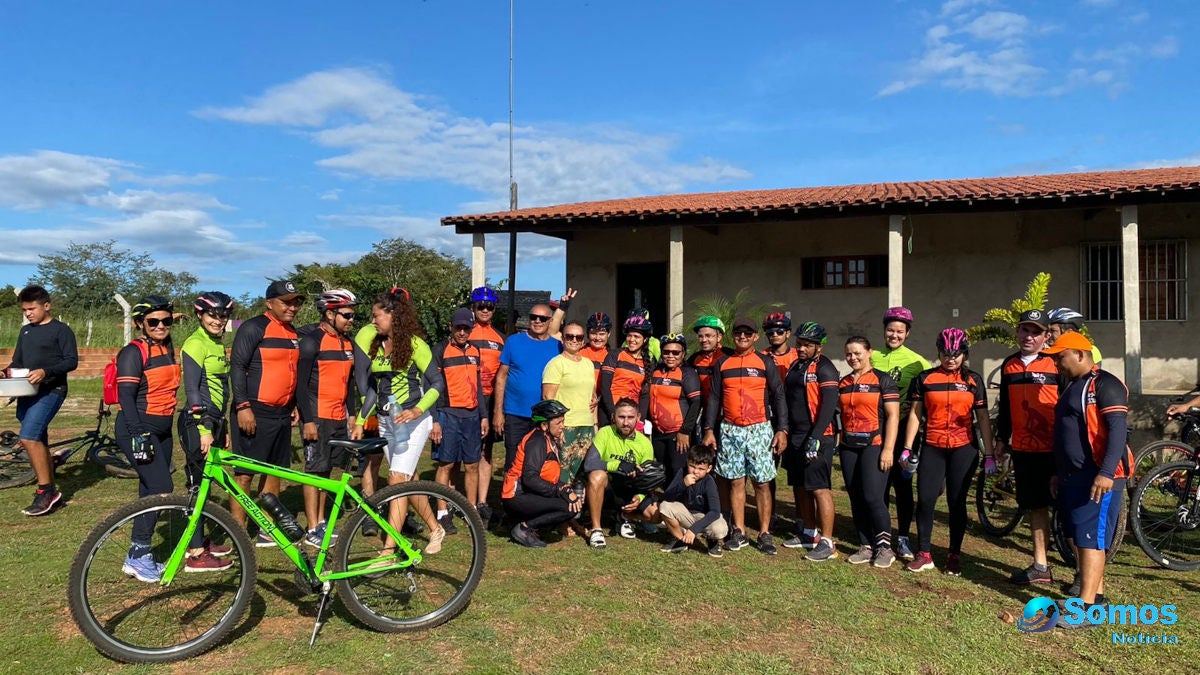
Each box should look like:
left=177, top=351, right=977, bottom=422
left=1080, top=240, right=1187, bottom=321
left=801, top=256, right=887, bottom=289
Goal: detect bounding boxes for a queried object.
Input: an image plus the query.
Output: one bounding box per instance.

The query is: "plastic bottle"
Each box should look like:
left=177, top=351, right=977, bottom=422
left=900, top=448, right=920, bottom=480
left=258, top=493, right=306, bottom=543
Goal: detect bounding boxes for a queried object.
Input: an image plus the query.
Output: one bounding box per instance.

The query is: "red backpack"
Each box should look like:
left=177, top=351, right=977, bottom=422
left=102, top=340, right=150, bottom=406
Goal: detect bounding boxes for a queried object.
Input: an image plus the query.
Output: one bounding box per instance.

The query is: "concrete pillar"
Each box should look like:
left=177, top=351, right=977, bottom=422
left=471, top=232, right=486, bottom=289
left=669, top=225, right=684, bottom=332
left=887, top=215, right=904, bottom=308
left=1121, top=205, right=1141, bottom=393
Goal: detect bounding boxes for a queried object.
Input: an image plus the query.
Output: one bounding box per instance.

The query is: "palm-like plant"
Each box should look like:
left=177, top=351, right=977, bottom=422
left=965, top=272, right=1051, bottom=349
left=686, top=287, right=783, bottom=350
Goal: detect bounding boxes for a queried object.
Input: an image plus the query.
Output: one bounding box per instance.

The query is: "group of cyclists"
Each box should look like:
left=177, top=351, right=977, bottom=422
left=4, top=280, right=1129, bottom=621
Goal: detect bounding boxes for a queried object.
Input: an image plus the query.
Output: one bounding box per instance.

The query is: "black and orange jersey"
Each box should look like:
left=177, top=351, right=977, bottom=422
left=116, top=338, right=180, bottom=434
left=784, top=355, right=839, bottom=438
left=580, top=344, right=611, bottom=388
left=468, top=322, right=505, bottom=396
left=838, top=368, right=900, bottom=444
left=704, top=350, right=788, bottom=430
left=648, top=364, right=702, bottom=435
left=909, top=367, right=987, bottom=448
left=1055, top=366, right=1133, bottom=479
left=997, top=352, right=1063, bottom=453
left=432, top=339, right=484, bottom=414
left=231, top=312, right=299, bottom=411
left=763, top=346, right=799, bottom=381
left=296, top=324, right=356, bottom=424
left=687, top=346, right=733, bottom=403
left=502, top=428, right=564, bottom=499
left=600, top=349, right=649, bottom=418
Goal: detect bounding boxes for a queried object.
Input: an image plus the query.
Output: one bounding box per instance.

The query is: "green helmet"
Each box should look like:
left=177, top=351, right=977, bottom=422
left=530, top=399, right=569, bottom=423
left=692, top=315, right=726, bottom=333
left=795, top=322, right=827, bottom=345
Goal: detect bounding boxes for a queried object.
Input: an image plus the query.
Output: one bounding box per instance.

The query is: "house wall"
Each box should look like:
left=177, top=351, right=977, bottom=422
left=564, top=203, right=1200, bottom=391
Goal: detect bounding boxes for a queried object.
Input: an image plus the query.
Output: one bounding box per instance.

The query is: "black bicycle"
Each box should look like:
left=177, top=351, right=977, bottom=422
left=1130, top=457, right=1200, bottom=571
left=0, top=399, right=135, bottom=488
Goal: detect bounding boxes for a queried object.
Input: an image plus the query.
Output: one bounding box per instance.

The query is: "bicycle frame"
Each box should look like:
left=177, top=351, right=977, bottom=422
left=159, top=446, right=423, bottom=585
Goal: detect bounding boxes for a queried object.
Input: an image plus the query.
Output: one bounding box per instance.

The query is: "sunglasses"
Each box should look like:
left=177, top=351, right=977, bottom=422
left=529, top=314, right=551, bottom=323
left=144, top=316, right=174, bottom=328
left=766, top=328, right=788, bottom=336
left=661, top=349, right=684, bottom=356
left=204, top=311, right=232, bottom=320
left=732, top=329, right=755, bottom=337
left=474, top=302, right=496, bottom=311
left=337, top=312, right=356, bottom=321
left=563, top=333, right=586, bottom=342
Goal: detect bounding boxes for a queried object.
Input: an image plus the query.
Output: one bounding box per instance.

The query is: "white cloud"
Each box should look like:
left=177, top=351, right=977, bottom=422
left=319, top=188, right=342, bottom=201
left=962, top=11, right=1030, bottom=45
left=0, top=150, right=127, bottom=209
left=198, top=67, right=750, bottom=210
left=281, top=231, right=328, bottom=248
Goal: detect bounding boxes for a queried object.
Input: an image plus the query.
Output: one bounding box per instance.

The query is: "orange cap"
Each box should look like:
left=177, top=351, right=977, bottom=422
left=1042, top=331, right=1094, bottom=355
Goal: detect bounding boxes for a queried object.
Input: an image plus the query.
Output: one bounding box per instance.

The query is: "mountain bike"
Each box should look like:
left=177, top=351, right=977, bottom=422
left=67, top=431, right=486, bottom=664
left=0, top=400, right=135, bottom=488
left=1130, top=458, right=1200, bottom=571
left=1131, top=407, right=1200, bottom=480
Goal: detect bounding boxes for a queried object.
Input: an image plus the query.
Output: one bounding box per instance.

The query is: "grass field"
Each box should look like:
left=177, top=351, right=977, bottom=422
left=0, top=381, right=1194, bottom=674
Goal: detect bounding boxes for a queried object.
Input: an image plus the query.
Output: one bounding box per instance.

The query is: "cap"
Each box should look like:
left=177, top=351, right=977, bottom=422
left=1042, top=331, right=1094, bottom=355
left=451, top=307, right=475, bottom=328
left=1018, top=309, right=1049, bottom=330
left=732, top=316, right=756, bottom=332
left=265, top=280, right=302, bottom=301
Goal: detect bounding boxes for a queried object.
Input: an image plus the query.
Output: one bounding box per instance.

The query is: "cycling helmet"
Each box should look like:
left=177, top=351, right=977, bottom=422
left=762, top=312, right=791, bottom=330
left=131, top=295, right=173, bottom=321
left=1047, top=307, right=1085, bottom=329
left=794, top=321, right=827, bottom=345
left=883, top=306, right=914, bottom=327
left=316, top=289, right=358, bottom=312
left=530, top=399, right=570, bottom=423
left=631, top=460, right=667, bottom=493
left=627, top=307, right=650, bottom=320
left=692, top=315, right=726, bottom=333
left=470, top=286, right=499, bottom=304
left=193, top=291, right=234, bottom=317
left=586, top=311, right=613, bottom=330
left=936, top=327, right=969, bottom=355
left=623, top=316, right=654, bottom=335
left=660, top=332, right=687, bottom=349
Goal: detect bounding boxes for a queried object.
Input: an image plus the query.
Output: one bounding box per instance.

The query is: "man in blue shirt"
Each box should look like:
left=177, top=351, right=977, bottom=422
left=494, top=303, right=563, bottom=471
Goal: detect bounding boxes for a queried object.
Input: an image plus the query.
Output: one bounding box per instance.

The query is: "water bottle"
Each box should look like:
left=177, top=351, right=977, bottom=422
left=804, top=437, right=821, bottom=462
left=259, top=493, right=306, bottom=543
left=131, top=433, right=154, bottom=465
left=900, top=448, right=920, bottom=479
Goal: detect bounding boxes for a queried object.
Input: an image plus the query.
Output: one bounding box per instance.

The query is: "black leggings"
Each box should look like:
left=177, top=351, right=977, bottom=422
left=915, top=444, right=979, bottom=555
left=651, top=433, right=688, bottom=479
left=840, top=445, right=892, bottom=550
left=503, top=493, right=575, bottom=530
left=117, top=413, right=175, bottom=552
left=884, top=432, right=916, bottom=540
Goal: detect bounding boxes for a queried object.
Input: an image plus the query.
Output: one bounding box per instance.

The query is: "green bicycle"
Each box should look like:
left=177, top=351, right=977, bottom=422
left=67, top=432, right=486, bottom=664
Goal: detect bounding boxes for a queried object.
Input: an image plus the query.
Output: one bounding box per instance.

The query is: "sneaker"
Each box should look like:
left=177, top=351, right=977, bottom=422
left=873, top=547, right=896, bottom=568
left=255, top=532, right=277, bottom=548
left=707, top=539, right=724, bottom=558
left=758, top=533, right=778, bottom=556
left=476, top=503, right=492, bottom=525
left=1065, top=575, right=1081, bottom=597
left=1009, top=564, right=1053, bottom=585
left=204, top=538, right=233, bottom=557
left=402, top=513, right=425, bottom=535
left=847, top=545, right=874, bottom=565
left=906, top=551, right=935, bottom=572
left=122, top=554, right=164, bottom=583
left=660, top=538, right=688, bottom=554
left=438, top=513, right=458, bottom=535
left=510, top=523, right=546, bottom=548
left=723, top=528, right=749, bottom=551
left=944, top=553, right=962, bottom=576
left=1056, top=601, right=1107, bottom=629
left=22, top=486, right=62, bottom=516
left=588, top=529, right=607, bottom=549
left=426, top=527, right=446, bottom=555
left=782, top=533, right=818, bottom=550
left=895, top=536, right=915, bottom=562
left=618, top=520, right=636, bottom=539
left=361, top=520, right=381, bottom=538
left=303, top=528, right=323, bottom=548
left=185, top=550, right=233, bottom=573
left=806, top=538, right=838, bottom=562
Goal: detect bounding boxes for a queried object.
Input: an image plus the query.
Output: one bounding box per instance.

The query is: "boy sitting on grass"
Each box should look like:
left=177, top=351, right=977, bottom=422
left=657, top=445, right=728, bottom=558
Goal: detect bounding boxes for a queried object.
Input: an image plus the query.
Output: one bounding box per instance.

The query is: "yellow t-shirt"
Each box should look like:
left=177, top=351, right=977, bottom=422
left=542, top=354, right=596, bottom=428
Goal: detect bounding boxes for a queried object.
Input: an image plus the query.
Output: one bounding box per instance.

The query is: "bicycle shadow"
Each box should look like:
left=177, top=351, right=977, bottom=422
left=56, top=462, right=121, bottom=501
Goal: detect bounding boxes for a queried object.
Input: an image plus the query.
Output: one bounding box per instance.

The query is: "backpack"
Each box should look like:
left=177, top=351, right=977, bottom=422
left=102, top=340, right=150, bottom=406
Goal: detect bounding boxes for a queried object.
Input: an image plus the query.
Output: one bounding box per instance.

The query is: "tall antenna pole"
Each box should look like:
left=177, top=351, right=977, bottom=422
left=506, top=0, right=518, bottom=331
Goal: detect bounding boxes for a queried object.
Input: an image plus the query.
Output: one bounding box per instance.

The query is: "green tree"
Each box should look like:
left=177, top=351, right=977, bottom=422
left=686, top=287, right=783, bottom=351
left=30, top=240, right=197, bottom=313
left=966, top=272, right=1051, bottom=349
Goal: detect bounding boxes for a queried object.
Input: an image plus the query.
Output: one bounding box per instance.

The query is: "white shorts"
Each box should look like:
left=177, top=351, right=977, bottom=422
left=379, top=411, right=433, bottom=476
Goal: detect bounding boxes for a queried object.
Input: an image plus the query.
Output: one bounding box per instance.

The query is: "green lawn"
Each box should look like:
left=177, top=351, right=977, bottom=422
left=1, top=383, right=1194, bottom=673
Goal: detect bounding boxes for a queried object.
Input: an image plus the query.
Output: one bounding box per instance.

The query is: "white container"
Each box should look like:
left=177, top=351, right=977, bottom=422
left=0, top=378, right=37, bottom=397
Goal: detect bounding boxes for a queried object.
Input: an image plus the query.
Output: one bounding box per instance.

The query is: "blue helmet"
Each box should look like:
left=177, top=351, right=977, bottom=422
left=470, top=286, right=499, bottom=304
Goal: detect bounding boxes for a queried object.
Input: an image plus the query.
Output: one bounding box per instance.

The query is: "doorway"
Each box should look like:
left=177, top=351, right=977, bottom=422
left=616, top=262, right=668, bottom=331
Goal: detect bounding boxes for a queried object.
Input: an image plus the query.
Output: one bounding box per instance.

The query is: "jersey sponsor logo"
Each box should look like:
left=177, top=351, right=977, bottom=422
left=1031, top=372, right=1047, bottom=384
left=1087, top=391, right=1097, bottom=405
left=746, top=367, right=759, bottom=377
left=291, top=339, right=299, bottom=348
left=858, top=383, right=871, bottom=392
left=343, top=350, right=353, bottom=359
left=659, top=377, right=673, bottom=386
left=955, top=382, right=969, bottom=392
left=488, top=340, right=499, bottom=350
left=469, top=356, right=478, bottom=365
left=889, top=367, right=902, bottom=382
left=805, top=373, right=818, bottom=383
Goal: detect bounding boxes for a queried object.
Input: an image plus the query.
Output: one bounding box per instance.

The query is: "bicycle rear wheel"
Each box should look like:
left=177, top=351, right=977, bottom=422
left=87, top=439, right=139, bottom=478
left=333, top=480, right=486, bottom=632
left=975, top=462, right=1025, bottom=536
left=67, top=494, right=256, bottom=663
left=0, top=440, right=36, bottom=489
left=1132, top=440, right=1195, bottom=486
left=1131, top=460, right=1200, bottom=571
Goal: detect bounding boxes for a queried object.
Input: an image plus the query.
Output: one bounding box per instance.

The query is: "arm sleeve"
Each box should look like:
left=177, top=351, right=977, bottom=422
left=811, top=359, right=840, bottom=436
left=599, top=352, right=618, bottom=417
left=689, top=477, right=722, bottom=534
left=519, top=433, right=561, bottom=498
left=704, top=364, right=724, bottom=430
left=413, top=339, right=441, bottom=413
left=116, top=343, right=147, bottom=436
left=229, top=320, right=261, bottom=411
left=678, top=367, right=703, bottom=436
left=43, top=323, right=79, bottom=378
left=996, top=358, right=1012, bottom=442
left=1096, top=376, right=1131, bottom=478
left=295, top=334, right=320, bottom=424
left=765, top=355, right=788, bottom=432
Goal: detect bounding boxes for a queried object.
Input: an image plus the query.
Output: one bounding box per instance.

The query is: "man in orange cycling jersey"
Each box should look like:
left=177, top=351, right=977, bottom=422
left=468, top=286, right=504, bottom=523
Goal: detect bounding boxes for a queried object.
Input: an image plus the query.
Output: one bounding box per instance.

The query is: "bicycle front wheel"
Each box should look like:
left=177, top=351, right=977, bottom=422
left=67, top=494, right=256, bottom=663
left=87, top=439, right=139, bottom=479
left=0, top=441, right=36, bottom=489
left=333, top=480, right=486, bottom=632
left=975, top=463, right=1025, bottom=536
left=1131, top=460, right=1200, bottom=571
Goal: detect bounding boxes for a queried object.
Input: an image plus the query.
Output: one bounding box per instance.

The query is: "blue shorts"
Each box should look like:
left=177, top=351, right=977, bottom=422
left=16, top=390, right=65, bottom=444
left=1059, top=472, right=1126, bottom=551
left=431, top=410, right=483, bottom=464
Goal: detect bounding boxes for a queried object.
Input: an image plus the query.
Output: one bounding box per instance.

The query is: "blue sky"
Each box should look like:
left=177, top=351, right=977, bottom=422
left=0, top=0, right=1194, bottom=301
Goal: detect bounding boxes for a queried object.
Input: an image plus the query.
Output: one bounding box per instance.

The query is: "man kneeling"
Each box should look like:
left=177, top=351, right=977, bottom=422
left=657, top=445, right=728, bottom=558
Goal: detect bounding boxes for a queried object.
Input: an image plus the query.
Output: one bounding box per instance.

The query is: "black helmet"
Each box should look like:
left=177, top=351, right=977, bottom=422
left=631, top=460, right=667, bottom=493
left=587, top=311, right=613, bottom=330
left=193, top=291, right=234, bottom=317
left=131, top=295, right=173, bottom=321
left=794, top=321, right=827, bottom=345
left=530, top=399, right=569, bottom=423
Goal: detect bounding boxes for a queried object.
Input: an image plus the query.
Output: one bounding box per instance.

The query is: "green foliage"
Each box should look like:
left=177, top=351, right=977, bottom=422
left=686, top=287, right=783, bottom=350
left=30, top=240, right=198, bottom=314
left=965, top=272, right=1051, bottom=348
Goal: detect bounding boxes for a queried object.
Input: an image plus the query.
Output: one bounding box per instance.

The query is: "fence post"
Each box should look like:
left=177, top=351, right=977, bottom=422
left=114, top=294, right=131, bottom=344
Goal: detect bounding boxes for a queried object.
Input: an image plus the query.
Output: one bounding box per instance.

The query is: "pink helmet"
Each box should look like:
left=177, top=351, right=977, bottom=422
left=936, top=327, right=969, bottom=355
left=883, top=306, right=914, bottom=327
